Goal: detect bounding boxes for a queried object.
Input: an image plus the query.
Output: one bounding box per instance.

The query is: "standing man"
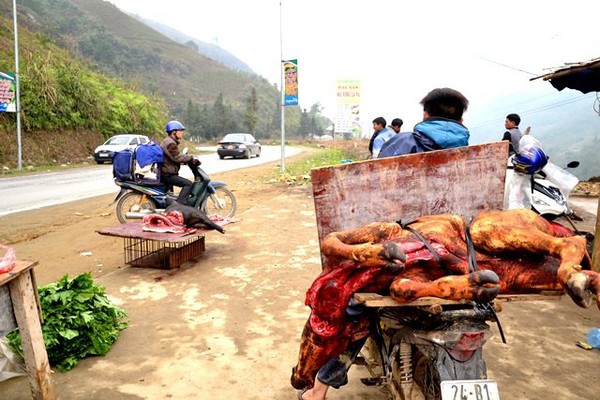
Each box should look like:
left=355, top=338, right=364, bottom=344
left=501, top=113, right=523, bottom=156
left=378, top=88, right=470, bottom=158
left=369, top=117, right=395, bottom=158
left=160, top=120, right=199, bottom=205
left=389, top=118, right=404, bottom=134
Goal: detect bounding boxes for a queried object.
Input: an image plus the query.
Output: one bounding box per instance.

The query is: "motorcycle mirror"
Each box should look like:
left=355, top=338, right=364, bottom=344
left=566, top=161, right=580, bottom=169
left=182, top=147, right=189, bottom=155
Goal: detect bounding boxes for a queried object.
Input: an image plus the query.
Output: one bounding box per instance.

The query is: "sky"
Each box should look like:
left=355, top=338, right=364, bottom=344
left=106, top=0, right=600, bottom=137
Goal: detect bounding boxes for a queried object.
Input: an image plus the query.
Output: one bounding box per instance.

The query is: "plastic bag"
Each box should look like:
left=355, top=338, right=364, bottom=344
left=0, top=337, right=25, bottom=382
left=0, top=245, right=16, bottom=274
left=504, top=168, right=532, bottom=210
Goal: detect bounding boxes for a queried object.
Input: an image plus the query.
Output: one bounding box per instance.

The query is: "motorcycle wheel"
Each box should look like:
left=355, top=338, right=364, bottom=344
left=413, top=349, right=441, bottom=400
left=202, top=187, right=237, bottom=219
left=116, top=192, right=157, bottom=224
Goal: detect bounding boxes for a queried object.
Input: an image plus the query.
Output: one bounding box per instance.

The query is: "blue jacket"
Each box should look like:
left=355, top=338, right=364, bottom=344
left=378, top=117, right=470, bottom=158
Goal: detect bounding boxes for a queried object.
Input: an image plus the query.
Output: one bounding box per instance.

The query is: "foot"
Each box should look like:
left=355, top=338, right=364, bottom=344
left=300, top=380, right=329, bottom=400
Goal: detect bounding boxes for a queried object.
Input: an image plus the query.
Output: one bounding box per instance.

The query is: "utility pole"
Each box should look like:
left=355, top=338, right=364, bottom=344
left=12, top=0, right=23, bottom=170
left=279, top=1, right=286, bottom=173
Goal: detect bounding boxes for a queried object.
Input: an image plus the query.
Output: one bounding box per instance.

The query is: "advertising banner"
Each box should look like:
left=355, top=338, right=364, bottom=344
left=334, top=79, right=361, bottom=136
left=283, top=59, right=298, bottom=106
left=0, top=72, right=16, bottom=113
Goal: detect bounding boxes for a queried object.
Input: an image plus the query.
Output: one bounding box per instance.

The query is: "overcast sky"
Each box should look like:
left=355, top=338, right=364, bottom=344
left=106, top=0, right=599, bottom=135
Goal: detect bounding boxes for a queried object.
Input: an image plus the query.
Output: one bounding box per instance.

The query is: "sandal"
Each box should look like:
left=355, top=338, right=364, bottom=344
left=297, top=388, right=308, bottom=400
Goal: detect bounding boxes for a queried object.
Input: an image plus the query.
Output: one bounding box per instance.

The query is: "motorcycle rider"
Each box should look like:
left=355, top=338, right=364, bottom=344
left=160, top=120, right=200, bottom=204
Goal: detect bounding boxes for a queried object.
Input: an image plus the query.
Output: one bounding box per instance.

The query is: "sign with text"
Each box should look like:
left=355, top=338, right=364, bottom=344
left=283, top=59, right=298, bottom=106
left=0, top=72, right=16, bottom=113
left=334, top=79, right=360, bottom=135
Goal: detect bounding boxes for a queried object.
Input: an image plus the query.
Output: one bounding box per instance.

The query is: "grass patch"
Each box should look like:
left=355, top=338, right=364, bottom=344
left=275, top=144, right=363, bottom=185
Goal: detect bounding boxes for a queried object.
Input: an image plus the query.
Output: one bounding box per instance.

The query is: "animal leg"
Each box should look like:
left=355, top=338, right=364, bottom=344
left=470, top=210, right=588, bottom=294
left=290, top=319, right=350, bottom=390
left=390, top=270, right=500, bottom=303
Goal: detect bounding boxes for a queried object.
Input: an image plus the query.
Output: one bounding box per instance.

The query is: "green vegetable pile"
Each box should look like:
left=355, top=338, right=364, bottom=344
left=7, top=272, right=128, bottom=372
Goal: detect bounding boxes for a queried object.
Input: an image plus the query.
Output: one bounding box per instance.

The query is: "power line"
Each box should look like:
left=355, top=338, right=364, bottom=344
left=470, top=93, right=596, bottom=129
left=478, top=56, right=538, bottom=76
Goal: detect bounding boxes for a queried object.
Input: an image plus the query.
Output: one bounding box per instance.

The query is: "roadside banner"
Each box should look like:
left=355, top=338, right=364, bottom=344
left=0, top=72, right=16, bottom=112
left=283, top=59, right=298, bottom=106
left=334, top=79, right=361, bottom=136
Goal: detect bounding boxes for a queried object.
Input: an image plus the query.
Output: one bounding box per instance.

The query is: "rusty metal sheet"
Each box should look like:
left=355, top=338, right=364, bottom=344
left=312, top=142, right=508, bottom=246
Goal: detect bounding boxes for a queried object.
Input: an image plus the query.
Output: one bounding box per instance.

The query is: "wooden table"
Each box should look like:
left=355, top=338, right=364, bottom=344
left=0, top=260, right=56, bottom=399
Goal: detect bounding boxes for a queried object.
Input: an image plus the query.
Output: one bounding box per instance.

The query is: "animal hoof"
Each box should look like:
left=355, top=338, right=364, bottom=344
left=566, top=272, right=593, bottom=308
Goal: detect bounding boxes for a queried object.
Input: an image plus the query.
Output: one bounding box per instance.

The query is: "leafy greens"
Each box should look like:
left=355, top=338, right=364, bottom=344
left=7, top=272, right=128, bottom=372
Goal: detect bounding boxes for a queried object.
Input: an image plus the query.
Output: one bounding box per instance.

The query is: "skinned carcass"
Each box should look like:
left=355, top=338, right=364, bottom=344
left=164, top=202, right=225, bottom=233
left=291, top=208, right=598, bottom=390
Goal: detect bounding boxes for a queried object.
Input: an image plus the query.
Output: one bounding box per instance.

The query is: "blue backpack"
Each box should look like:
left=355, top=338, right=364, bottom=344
left=112, top=142, right=164, bottom=183
left=133, top=142, right=164, bottom=184
left=112, top=149, right=134, bottom=181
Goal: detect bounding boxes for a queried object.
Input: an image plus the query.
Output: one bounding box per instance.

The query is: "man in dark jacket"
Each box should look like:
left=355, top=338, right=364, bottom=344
left=160, top=120, right=199, bottom=204
left=378, top=88, right=470, bottom=158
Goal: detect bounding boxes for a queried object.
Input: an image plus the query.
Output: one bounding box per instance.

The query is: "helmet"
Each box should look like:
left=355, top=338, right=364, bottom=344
left=511, top=146, right=548, bottom=174
left=165, top=120, right=185, bottom=133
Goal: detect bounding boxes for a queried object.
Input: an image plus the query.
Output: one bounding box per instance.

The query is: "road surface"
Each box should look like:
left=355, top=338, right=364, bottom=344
left=0, top=145, right=300, bottom=216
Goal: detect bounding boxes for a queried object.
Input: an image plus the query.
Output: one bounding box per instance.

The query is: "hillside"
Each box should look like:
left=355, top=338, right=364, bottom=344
left=134, top=16, right=255, bottom=75
left=0, top=0, right=281, bottom=137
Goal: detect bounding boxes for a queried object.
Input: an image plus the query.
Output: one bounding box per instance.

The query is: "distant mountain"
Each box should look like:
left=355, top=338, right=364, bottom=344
left=132, top=16, right=255, bottom=75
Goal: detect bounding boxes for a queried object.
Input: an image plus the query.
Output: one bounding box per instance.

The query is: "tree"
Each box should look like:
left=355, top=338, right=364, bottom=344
left=244, top=87, right=259, bottom=136
left=208, top=93, right=238, bottom=139
left=183, top=100, right=203, bottom=140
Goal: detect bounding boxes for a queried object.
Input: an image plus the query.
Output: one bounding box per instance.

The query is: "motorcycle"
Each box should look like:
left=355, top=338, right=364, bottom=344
left=531, top=161, right=581, bottom=226
left=111, top=151, right=236, bottom=224
left=356, top=299, right=501, bottom=400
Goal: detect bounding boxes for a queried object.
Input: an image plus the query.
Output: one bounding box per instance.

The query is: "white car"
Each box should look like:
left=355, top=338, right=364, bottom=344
left=93, top=134, right=150, bottom=164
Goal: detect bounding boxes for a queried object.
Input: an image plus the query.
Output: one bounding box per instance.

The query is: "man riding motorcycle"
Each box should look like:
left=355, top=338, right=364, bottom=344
left=160, top=120, right=200, bottom=204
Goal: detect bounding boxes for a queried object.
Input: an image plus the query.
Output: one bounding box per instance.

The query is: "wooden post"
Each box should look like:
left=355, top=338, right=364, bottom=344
left=592, top=199, right=600, bottom=272
left=4, top=262, right=57, bottom=400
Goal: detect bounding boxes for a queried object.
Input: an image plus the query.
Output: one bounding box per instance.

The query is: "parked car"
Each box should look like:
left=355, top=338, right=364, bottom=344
left=217, top=133, right=261, bottom=159
left=94, top=134, right=150, bottom=164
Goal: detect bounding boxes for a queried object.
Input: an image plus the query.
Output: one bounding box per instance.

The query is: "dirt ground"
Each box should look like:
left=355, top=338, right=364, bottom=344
left=1, top=155, right=599, bottom=400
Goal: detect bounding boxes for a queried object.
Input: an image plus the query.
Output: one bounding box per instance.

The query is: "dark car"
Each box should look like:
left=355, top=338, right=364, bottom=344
left=217, top=133, right=261, bottom=159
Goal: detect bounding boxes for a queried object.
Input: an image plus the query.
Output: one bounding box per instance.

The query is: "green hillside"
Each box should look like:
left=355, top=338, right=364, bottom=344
left=0, top=0, right=286, bottom=140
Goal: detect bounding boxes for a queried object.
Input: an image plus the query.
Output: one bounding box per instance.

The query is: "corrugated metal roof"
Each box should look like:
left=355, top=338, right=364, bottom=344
left=530, top=57, right=600, bottom=93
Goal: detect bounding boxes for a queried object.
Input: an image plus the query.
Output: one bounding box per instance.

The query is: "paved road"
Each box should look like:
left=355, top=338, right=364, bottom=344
left=0, top=145, right=300, bottom=216
left=570, top=196, right=598, bottom=216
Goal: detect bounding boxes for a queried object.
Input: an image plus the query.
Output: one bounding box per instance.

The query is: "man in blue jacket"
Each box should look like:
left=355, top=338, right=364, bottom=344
left=378, top=87, right=470, bottom=158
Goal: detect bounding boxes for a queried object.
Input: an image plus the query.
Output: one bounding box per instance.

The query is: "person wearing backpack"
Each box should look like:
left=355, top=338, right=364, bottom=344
left=160, top=120, right=200, bottom=204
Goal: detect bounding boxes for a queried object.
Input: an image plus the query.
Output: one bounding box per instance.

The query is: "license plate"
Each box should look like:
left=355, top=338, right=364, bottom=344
left=441, top=379, right=500, bottom=400
left=227, top=145, right=234, bottom=149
